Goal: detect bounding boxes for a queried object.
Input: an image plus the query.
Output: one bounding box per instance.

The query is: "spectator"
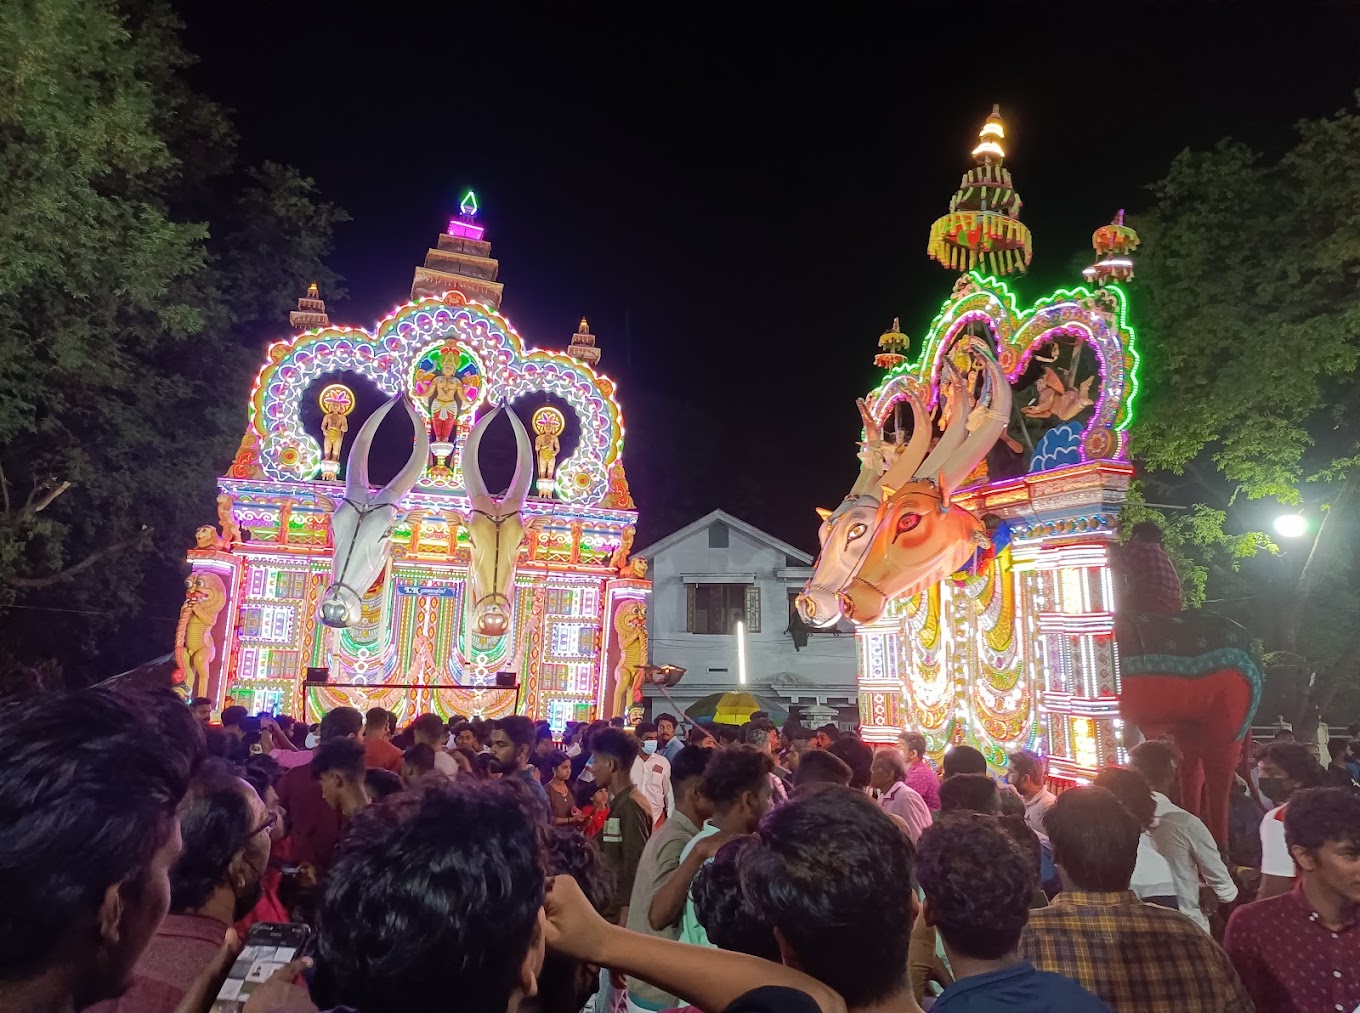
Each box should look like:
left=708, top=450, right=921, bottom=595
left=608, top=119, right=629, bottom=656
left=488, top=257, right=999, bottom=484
left=402, top=743, right=437, bottom=786
left=364, top=768, right=404, bottom=802
left=625, top=745, right=716, bottom=1013
left=190, top=696, right=214, bottom=728
left=454, top=746, right=485, bottom=780
left=490, top=715, right=552, bottom=820
left=783, top=724, right=813, bottom=772
left=1325, top=738, right=1360, bottom=789
left=362, top=707, right=404, bottom=774
left=235, top=756, right=291, bottom=933
left=898, top=731, right=942, bottom=811
left=793, top=749, right=853, bottom=789
left=1129, top=740, right=1238, bottom=931
left=530, top=826, right=613, bottom=1013
left=580, top=784, right=611, bottom=838
left=679, top=747, right=774, bottom=946
left=1007, top=750, right=1055, bottom=838
left=1093, top=767, right=1178, bottom=909
left=1117, top=520, right=1182, bottom=614
left=812, top=723, right=840, bottom=749
left=610, top=716, right=627, bottom=729
left=917, top=813, right=1105, bottom=1010
left=744, top=718, right=790, bottom=801
left=692, top=838, right=780, bottom=961
left=542, top=750, right=579, bottom=826
left=219, top=704, right=250, bottom=762
left=870, top=748, right=931, bottom=843
left=412, top=713, right=460, bottom=778
left=449, top=720, right=482, bottom=753
left=1347, top=738, right=1360, bottom=782
left=739, top=786, right=917, bottom=1013
left=828, top=737, right=873, bottom=790
left=655, top=712, right=683, bottom=762
left=308, top=781, right=547, bottom=1013
left=1225, top=787, right=1360, bottom=1013
left=534, top=724, right=557, bottom=761
left=687, top=722, right=719, bottom=749
left=1019, top=786, right=1250, bottom=1012
left=633, top=721, right=675, bottom=822
left=716, top=723, right=741, bottom=748
left=276, top=705, right=363, bottom=874
left=939, top=773, right=1000, bottom=815
left=92, top=758, right=277, bottom=1013
left=942, top=745, right=988, bottom=778
left=0, top=688, right=202, bottom=1013
left=1257, top=740, right=1328, bottom=898
left=313, top=737, right=370, bottom=818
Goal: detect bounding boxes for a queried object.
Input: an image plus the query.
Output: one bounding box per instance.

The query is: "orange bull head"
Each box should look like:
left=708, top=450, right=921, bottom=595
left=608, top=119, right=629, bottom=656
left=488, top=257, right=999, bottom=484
left=841, top=480, right=987, bottom=623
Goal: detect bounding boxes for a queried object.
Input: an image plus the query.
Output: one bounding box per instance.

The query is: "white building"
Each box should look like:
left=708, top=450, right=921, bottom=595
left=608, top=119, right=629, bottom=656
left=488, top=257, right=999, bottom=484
left=633, top=510, right=858, bottom=727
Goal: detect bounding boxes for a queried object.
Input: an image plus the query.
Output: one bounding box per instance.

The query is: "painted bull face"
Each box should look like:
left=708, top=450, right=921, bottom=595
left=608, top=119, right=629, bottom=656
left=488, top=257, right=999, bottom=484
left=797, top=495, right=880, bottom=627
left=461, top=405, right=534, bottom=638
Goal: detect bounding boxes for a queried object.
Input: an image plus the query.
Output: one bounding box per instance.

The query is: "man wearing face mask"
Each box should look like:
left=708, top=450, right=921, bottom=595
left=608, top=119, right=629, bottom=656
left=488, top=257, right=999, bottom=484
left=1255, top=740, right=1329, bottom=900
left=90, top=759, right=275, bottom=1013
left=631, top=721, right=674, bottom=824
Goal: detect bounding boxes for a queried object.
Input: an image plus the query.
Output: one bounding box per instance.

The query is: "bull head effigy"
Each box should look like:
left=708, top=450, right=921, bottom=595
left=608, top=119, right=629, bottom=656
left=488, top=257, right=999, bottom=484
left=796, top=392, right=931, bottom=628
left=841, top=337, right=1012, bottom=624
left=462, top=404, right=534, bottom=638
left=320, top=394, right=429, bottom=628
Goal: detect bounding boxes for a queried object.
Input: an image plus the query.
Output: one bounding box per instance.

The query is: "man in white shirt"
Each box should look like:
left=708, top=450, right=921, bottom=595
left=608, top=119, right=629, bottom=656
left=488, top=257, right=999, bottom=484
left=631, top=721, right=674, bottom=822
left=1009, top=749, right=1056, bottom=837
left=869, top=748, right=931, bottom=843
left=412, top=712, right=460, bottom=777
left=1252, top=739, right=1329, bottom=898
left=1129, top=740, right=1237, bottom=931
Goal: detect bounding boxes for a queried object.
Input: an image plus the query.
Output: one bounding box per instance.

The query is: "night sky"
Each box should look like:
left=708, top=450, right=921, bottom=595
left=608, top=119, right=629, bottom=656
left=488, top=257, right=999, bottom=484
left=178, top=2, right=1359, bottom=553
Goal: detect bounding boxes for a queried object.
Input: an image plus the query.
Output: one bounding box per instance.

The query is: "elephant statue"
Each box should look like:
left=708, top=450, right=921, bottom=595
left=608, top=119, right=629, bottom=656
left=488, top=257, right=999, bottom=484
left=1117, top=611, right=1263, bottom=845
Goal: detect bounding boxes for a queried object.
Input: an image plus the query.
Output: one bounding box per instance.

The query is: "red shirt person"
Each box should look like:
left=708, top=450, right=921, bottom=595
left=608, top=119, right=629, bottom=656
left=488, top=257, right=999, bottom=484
left=275, top=705, right=364, bottom=873
left=1224, top=787, right=1360, bottom=1013
left=1116, top=522, right=1182, bottom=615
left=361, top=706, right=404, bottom=774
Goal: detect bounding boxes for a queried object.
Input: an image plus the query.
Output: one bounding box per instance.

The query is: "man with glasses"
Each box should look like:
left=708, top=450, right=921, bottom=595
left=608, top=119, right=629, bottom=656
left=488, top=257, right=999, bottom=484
left=90, top=758, right=277, bottom=1013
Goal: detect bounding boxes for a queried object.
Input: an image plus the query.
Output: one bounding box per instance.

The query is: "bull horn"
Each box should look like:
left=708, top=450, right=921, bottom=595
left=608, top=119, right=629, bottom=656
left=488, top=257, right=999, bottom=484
left=815, top=506, right=833, bottom=521
left=372, top=396, right=430, bottom=508
left=915, top=361, right=970, bottom=481
left=877, top=387, right=932, bottom=493
left=847, top=399, right=883, bottom=497
left=503, top=407, right=534, bottom=506
left=934, top=347, right=1013, bottom=494
left=462, top=405, right=500, bottom=511
left=344, top=394, right=399, bottom=504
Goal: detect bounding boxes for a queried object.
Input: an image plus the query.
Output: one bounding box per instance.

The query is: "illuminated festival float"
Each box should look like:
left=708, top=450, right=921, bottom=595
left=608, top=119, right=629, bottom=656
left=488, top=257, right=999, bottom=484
left=798, top=108, right=1260, bottom=841
left=174, top=193, right=649, bottom=730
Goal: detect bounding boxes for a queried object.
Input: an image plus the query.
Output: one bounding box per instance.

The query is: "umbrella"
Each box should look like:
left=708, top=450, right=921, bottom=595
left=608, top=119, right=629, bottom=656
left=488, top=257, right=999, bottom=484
left=685, top=691, right=788, bottom=727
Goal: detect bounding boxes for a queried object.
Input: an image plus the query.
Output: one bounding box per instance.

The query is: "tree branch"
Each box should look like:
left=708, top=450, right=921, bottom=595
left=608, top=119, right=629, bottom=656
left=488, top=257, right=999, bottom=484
left=0, top=460, right=8, bottom=516
left=26, top=480, right=70, bottom=516
left=7, top=528, right=148, bottom=589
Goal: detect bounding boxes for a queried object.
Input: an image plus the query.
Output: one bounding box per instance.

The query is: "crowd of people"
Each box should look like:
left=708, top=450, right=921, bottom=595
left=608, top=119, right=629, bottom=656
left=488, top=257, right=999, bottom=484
left=1, top=686, right=1357, bottom=1013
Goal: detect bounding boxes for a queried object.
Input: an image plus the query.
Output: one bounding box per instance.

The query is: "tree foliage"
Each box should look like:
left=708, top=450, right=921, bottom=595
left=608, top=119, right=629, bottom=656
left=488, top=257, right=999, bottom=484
left=1127, top=98, right=1360, bottom=732
left=0, top=0, right=347, bottom=680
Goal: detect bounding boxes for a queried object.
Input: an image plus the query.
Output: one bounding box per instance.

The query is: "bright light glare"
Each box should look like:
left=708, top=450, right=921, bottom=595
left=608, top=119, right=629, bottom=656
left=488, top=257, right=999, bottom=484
left=1273, top=514, right=1308, bottom=539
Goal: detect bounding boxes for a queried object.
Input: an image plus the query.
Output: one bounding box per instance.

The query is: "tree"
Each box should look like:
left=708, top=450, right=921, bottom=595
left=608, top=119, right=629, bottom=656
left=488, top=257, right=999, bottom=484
left=0, top=0, right=347, bottom=680
left=1127, top=98, right=1360, bottom=740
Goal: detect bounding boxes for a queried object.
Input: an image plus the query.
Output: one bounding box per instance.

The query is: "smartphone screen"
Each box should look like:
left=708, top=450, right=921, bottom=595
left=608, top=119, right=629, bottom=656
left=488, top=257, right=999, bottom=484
left=209, top=922, right=310, bottom=1013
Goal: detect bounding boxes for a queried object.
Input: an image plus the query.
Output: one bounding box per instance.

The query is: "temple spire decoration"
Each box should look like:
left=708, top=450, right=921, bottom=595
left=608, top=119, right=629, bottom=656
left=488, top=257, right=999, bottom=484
left=567, top=316, right=601, bottom=365
left=410, top=188, right=504, bottom=308
left=927, top=104, right=1033, bottom=276
left=290, top=282, right=330, bottom=331
left=1083, top=209, right=1140, bottom=286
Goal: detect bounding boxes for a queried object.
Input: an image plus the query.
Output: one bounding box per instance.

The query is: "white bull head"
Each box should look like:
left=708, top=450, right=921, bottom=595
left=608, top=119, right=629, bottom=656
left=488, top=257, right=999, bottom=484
left=319, top=394, right=429, bottom=628
left=796, top=391, right=931, bottom=628
left=462, top=404, right=534, bottom=638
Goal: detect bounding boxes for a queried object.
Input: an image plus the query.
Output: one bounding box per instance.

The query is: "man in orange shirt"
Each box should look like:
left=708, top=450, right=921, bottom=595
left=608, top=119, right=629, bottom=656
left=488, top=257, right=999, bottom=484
left=362, top=706, right=404, bottom=774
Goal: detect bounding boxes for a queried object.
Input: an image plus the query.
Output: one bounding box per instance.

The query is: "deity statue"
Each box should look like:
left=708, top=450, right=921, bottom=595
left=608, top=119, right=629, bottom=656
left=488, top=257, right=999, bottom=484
left=316, top=384, right=356, bottom=479
left=194, top=525, right=222, bottom=550
left=610, top=525, right=636, bottom=572
left=426, top=355, right=473, bottom=445
left=321, top=404, right=348, bottom=462
left=216, top=494, right=242, bottom=546
left=611, top=600, right=648, bottom=719
left=1022, top=368, right=1095, bottom=422
left=531, top=406, right=565, bottom=497
left=174, top=571, right=228, bottom=699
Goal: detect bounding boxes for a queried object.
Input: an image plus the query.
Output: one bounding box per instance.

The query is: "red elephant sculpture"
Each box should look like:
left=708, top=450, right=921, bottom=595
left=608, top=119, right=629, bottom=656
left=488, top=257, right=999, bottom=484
left=1117, top=611, right=1263, bottom=845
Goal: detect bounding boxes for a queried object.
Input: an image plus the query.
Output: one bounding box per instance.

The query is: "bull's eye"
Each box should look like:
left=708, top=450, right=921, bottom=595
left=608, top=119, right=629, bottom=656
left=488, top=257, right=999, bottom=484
left=895, top=513, right=921, bottom=538
left=848, top=522, right=867, bottom=540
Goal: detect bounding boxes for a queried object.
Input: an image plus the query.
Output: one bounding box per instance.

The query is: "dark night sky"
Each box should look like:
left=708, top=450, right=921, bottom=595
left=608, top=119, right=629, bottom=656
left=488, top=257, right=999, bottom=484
left=177, top=1, right=1359, bottom=552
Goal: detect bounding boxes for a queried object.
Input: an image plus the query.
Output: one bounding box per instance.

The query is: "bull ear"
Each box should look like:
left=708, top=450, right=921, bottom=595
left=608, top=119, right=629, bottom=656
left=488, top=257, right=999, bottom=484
left=880, top=484, right=898, bottom=501
left=937, top=476, right=952, bottom=510
left=815, top=507, right=832, bottom=521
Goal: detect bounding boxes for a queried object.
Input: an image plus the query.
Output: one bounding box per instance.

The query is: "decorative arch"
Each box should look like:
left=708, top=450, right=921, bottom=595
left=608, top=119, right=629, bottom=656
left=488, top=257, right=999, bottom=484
left=232, top=291, right=625, bottom=505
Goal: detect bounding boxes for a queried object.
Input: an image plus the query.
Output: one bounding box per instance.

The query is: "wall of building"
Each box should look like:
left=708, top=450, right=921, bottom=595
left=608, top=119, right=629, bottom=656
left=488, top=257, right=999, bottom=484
left=641, top=520, right=858, bottom=724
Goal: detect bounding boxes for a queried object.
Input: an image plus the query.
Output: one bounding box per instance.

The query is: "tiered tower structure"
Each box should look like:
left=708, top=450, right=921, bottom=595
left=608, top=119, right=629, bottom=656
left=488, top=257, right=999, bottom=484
left=411, top=190, right=504, bottom=307
left=567, top=317, right=602, bottom=366
left=290, top=283, right=330, bottom=330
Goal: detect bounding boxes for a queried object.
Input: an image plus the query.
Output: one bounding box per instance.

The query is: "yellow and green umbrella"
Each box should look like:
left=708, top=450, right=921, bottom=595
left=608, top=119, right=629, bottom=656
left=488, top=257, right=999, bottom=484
left=685, top=691, right=788, bottom=727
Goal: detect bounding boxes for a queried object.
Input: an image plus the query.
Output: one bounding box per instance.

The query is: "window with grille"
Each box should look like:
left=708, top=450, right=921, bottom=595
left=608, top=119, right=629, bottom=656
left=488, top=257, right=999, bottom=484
left=687, top=583, right=753, bottom=635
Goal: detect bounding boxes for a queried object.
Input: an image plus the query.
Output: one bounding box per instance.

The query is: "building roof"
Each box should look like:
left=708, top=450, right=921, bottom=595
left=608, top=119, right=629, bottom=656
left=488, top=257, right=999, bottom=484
left=633, top=509, right=813, bottom=565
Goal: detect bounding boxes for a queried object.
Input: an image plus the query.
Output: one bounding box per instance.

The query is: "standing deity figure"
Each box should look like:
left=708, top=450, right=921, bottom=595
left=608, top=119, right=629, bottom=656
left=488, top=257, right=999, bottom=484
left=175, top=571, right=227, bottom=699
left=427, top=356, right=472, bottom=445
left=317, top=384, right=356, bottom=480
left=531, top=407, right=565, bottom=497
left=216, top=494, right=242, bottom=546
left=321, top=404, right=348, bottom=461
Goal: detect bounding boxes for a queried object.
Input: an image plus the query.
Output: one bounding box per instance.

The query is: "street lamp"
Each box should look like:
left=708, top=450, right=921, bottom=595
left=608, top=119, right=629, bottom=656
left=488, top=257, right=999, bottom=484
left=1273, top=514, right=1308, bottom=539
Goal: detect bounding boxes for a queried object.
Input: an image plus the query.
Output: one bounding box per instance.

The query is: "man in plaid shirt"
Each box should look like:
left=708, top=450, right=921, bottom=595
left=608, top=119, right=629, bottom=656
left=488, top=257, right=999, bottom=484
left=1117, top=522, right=1182, bottom=614
left=1020, top=786, right=1252, bottom=1012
